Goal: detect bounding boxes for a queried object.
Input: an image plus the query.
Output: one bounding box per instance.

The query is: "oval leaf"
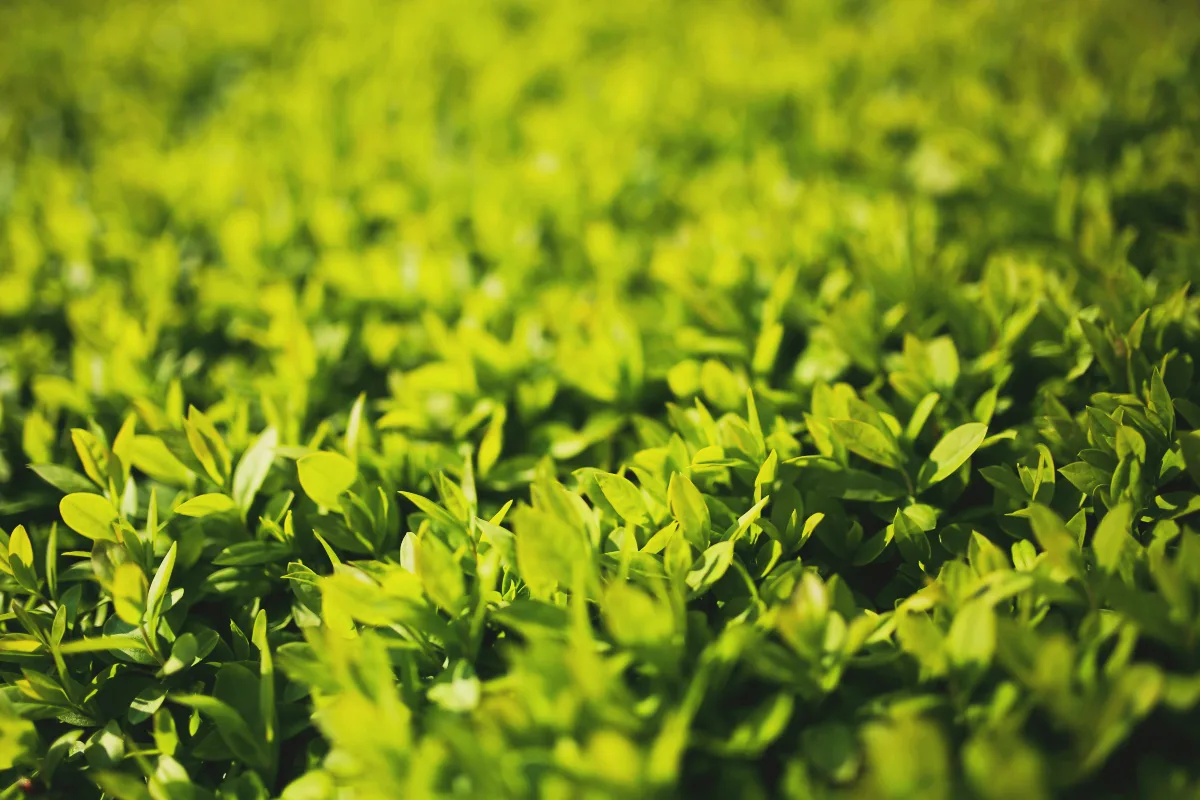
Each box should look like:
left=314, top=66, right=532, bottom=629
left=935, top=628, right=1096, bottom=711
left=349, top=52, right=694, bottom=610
left=595, top=472, right=651, bottom=527
left=7, top=525, right=33, bottom=569
left=921, top=422, right=988, bottom=489
left=59, top=493, right=119, bottom=541
left=175, top=493, right=236, bottom=517
left=297, top=452, right=357, bottom=509
left=829, top=419, right=903, bottom=470
left=668, top=472, right=711, bottom=549
left=113, top=563, right=148, bottom=625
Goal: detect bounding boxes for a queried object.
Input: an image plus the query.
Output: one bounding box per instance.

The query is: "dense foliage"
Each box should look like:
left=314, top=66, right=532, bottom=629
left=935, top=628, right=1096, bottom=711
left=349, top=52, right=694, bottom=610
left=2, top=0, right=1200, bottom=797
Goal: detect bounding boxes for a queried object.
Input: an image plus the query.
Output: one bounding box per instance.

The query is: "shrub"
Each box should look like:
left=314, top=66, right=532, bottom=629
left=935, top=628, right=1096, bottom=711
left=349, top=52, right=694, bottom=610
left=1, top=0, right=1199, bottom=797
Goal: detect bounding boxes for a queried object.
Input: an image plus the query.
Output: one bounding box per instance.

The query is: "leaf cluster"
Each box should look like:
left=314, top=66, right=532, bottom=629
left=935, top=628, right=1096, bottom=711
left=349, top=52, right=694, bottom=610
left=2, top=0, right=1200, bottom=798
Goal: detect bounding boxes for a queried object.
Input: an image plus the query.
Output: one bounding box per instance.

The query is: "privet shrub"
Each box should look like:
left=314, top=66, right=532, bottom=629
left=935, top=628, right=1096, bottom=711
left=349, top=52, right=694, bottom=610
left=1, top=0, right=1199, bottom=797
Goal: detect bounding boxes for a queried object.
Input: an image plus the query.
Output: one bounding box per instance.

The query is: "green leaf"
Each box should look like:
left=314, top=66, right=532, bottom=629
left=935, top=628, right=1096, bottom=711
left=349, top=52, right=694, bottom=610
left=233, top=427, right=279, bottom=514
left=860, top=715, right=952, bottom=798
left=175, top=492, right=236, bottom=517
left=213, top=541, right=294, bottom=566
left=595, top=472, right=651, bottom=527
left=603, top=582, right=675, bottom=646
left=801, top=722, right=861, bottom=784
left=788, top=458, right=908, bottom=501
left=717, top=692, right=794, bottom=757
left=905, top=392, right=941, bottom=441
left=281, top=771, right=337, bottom=800
left=1059, top=461, right=1110, bottom=494
left=668, top=472, right=710, bottom=549
left=128, top=686, right=167, bottom=725
left=686, top=540, right=734, bottom=596
left=7, top=524, right=33, bottom=570
left=59, top=493, right=119, bottom=541
left=892, top=508, right=932, bottom=566
left=1148, top=367, right=1173, bottom=434
left=146, top=542, right=178, bottom=630
left=70, top=428, right=110, bottom=488
left=920, top=422, right=988, bottom=489
left=1182, top=431, right=1200, bottom=490
left=186, top=405, right=232, bottom=485
left=252, top=609, right=276, bottom=750
left=297, top=452, right=358, bottom=509
left=414, top=531, right=466, bottom=613
left=57, top=636, right=151, bottom=654
left=427, top=664, right=482, bottom=712
left=829, top=419, right=903, bottom=470
left=0, top=693, right=37, bottom=770
left=477, top=405, right=506, bottom=477
left=947, top=599, right=996, bottom=668
left=1092, top=502, right=1137, bottom=575
left=1026, top=504, right=1081, bottom=573
left=91, top=770, right=152, bottom=800
left=30, top=463, right=99, bottom=495
left=162, top=633, right=198, bottom=675
left=171, top=691, right=268, bottom=770
left=344, top=393, right=368, bottom=460
left=153, top=709, right=178, bottom=758
left=127, top=435, right=195, bottom=485
left=112, top=563, right=148, bottom=625
left=511, top=505, right=591, bottom=598
left=962, top=732, right=1049, bottom=800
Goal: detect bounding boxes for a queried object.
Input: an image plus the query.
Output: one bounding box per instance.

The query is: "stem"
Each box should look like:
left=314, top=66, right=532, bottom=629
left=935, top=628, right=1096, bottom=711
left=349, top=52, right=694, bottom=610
left=139, top=623, right=163, bottom=663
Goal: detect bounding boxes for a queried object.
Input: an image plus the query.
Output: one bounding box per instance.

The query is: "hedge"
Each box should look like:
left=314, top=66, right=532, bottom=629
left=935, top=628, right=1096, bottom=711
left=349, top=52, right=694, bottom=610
left=1, top=0, right=1199, bottom=797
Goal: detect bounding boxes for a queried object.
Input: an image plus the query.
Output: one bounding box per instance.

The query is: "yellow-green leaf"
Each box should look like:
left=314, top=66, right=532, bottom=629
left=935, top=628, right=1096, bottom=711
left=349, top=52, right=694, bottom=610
left=595, top=472, right=650, bottom=527
left=128, top=435, right=195, bottom=485
left=830, top=419, right=903, bottom=471
left=922, top=422, right=988, bottom=489
left=59, top=493, right=119, bottom=541
left=70, top=428, right=109, bottom=488
left=414, top=531, right=465, bottom=613
left=113, top=563, right=148, bottom=625
left=297, top=452, right=358, bottom=509
left=668, top=472, right=710, bottom=549
left=175, top=493, right=236, bottom=517
left=7, top=525, right=33, bottom=569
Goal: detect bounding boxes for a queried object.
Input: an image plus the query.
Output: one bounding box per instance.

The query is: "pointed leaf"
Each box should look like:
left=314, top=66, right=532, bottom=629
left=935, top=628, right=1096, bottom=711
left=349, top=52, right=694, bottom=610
left=596, top=472, right=651, bottom=527
left=921, top=422, right=988, bottom=489
left=830, top=419, right=902, bottom=470
left=175, top=493, right=236, bottom=517
left=668, top=472, right=710, bottom=549
left=233, top=427, right=278, bottom=514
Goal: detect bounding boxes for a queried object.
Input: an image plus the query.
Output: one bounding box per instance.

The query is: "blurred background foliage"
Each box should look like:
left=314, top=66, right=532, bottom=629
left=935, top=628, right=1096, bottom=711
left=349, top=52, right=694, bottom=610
left=2, top=0, right=1197, bottom=487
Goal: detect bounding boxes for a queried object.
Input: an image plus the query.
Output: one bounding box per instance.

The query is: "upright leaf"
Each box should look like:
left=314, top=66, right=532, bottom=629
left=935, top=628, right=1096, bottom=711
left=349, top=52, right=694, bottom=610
left=233, top=427, right=279, bottom=514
